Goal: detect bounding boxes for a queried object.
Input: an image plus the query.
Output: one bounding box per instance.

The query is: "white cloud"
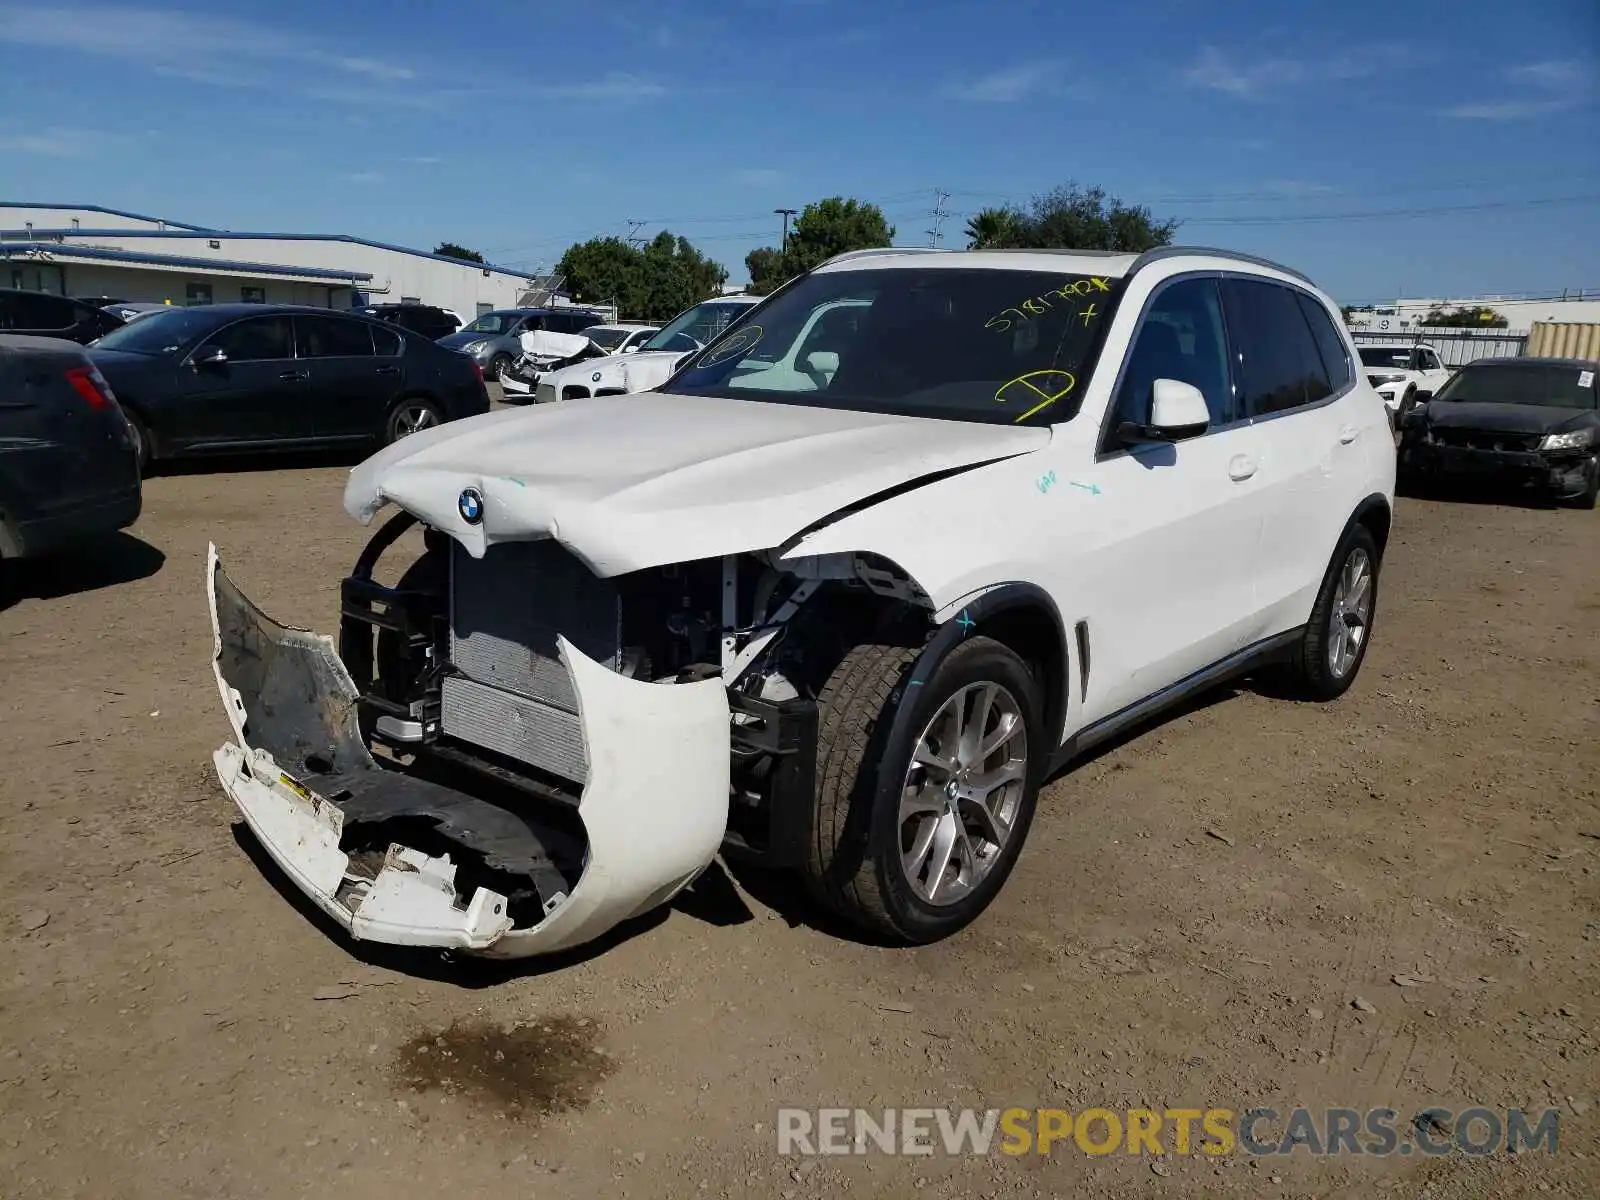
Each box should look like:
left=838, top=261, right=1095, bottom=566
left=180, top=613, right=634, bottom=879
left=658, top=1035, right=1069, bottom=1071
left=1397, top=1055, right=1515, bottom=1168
left=341, top=171, right=385, bottom=184
left=1443, top=58, right=1590, bottom=120
left=0, top=5, right=420, bottom=92
left=948, top=62, right=1065, bottom=103
left=1183, top=44, right=1409, bottom=99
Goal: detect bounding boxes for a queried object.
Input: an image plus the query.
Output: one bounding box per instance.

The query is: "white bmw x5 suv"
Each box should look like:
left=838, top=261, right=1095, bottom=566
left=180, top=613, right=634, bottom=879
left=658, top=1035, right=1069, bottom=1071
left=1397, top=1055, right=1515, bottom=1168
left=207, top=245, right=1395, bottom=959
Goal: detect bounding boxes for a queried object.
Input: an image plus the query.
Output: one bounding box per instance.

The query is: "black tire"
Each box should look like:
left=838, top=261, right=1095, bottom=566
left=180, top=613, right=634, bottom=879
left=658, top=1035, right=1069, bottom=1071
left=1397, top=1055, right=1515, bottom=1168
left=1565, top=455, right=1599, bottom=510
left=1282, top=523, right=1381, bottom=701
left=805, top=635, right=1045, bottom=944
left=488, top=353, right=513, bottom=381
left=124, top=410, right=153, bottom=475
left=383, top=397, right=445, bottom=445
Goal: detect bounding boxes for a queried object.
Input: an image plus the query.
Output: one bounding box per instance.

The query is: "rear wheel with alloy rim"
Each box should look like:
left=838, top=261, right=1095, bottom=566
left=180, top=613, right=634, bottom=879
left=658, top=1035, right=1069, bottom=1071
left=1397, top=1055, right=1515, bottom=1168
left=1282, top=524, right=1381, bottom=701
left=384, top=398, right=443, bottom=444
left=805, top=635, right=1044, bottom=943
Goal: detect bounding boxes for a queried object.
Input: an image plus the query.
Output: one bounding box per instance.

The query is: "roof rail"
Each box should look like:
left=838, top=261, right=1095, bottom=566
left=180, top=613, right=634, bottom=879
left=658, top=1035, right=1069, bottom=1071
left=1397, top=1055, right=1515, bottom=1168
left=1128, top=245, right=1315, bottom=285
left=817, top=246, right=952, bottom=268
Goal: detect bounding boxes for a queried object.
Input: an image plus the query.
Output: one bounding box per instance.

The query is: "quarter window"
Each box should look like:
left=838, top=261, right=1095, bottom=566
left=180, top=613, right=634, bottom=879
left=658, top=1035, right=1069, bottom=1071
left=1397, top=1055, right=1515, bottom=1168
left=297, top=316, right=375, bottom=358
left=12, top=292, right=78, bottom=330
left=371, top=325, right=403, bottom=356
left=1294, top=291, right=1354, bottom=393
left=1112, top=277, right=1236, bottom=429
left=1222, top=278, right=1332, bottom=417
left=203, top=316, right=294, bottom=361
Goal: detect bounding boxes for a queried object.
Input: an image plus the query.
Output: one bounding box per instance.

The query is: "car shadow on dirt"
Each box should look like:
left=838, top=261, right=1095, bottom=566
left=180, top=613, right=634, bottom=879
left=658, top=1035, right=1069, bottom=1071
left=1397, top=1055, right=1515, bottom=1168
left=1396, top=475, right=1569, bottom=510
left=230, top=823, right=755, bottom=987
left=0, top=531, right=165, bottom=612
left=148, top=447, right=372, bottom=477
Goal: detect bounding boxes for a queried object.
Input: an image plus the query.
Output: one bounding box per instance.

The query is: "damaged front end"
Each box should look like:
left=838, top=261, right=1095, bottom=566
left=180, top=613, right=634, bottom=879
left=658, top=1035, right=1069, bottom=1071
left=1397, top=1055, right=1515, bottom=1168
left=207, top=542, right=731, bottom=959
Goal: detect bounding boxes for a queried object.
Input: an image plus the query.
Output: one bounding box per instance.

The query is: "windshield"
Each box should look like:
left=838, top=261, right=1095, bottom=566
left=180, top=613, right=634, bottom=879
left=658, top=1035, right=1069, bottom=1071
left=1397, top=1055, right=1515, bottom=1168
left=464, top=311, right=523, bottom=334
left=667, top=267, right=1122, bottom=425
left=1433, top=362, right=1597, bottom=408
left=1359, top=347, right=1413, bottom=369
left=642, top=301, right=752, bottom=353
left=91, top=308, right=216, bottom=355
left=584, top=327, right=631, bottom=351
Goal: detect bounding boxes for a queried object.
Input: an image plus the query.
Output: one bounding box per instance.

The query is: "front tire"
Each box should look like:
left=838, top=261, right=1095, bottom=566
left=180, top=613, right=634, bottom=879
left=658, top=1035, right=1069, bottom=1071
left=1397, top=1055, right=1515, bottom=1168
left=125, top=410, right=153, bottom=475
left=488, top=353, right=513, bottom=381
left=806, top=636, right=1045, bottom=944
left=1283, top=524, right=1381, bottom=701
left=1564, top=454, right=1599, bottom=510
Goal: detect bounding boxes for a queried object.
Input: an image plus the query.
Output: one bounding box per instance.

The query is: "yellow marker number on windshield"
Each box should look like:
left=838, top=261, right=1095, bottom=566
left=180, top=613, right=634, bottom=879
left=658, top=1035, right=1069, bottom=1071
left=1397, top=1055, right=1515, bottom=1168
left=996, top=370, right=1076, bottom=423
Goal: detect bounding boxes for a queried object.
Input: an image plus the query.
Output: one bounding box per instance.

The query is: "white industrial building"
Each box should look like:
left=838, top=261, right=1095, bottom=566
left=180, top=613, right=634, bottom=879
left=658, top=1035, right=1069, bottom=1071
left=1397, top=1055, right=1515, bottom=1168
left=1347, top=292, right=1600, bottom=334
left=0, top=202, right=542, bottom=316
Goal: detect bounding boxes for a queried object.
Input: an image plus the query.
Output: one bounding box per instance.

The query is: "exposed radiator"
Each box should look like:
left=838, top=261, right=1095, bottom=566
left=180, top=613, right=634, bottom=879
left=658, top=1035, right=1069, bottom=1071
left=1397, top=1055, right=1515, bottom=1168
left=443, top=540, right=621, bottom=783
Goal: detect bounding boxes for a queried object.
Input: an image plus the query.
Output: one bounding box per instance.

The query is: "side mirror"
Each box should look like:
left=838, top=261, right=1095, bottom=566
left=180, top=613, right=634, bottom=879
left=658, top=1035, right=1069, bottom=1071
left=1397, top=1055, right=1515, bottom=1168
left=1116, top=378, right=1210, bottom=445
left=804, top=350, right=839, bottom=379
left=622, top=344, right=639, bottom=353
left=192, top=345, right=227, bottom=369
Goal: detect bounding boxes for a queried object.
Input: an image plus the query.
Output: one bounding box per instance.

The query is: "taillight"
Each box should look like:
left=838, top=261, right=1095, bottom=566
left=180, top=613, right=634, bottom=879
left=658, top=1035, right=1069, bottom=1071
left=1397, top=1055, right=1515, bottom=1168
left=470, top=360, right=485, bottom=385
left=65, top=365, right=114, bottom=410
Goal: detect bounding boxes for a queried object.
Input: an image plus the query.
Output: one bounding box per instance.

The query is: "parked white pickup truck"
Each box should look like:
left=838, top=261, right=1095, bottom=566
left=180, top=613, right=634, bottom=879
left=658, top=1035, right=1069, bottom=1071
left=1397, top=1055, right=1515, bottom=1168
left=1356, top=343, right=1451, bottom=425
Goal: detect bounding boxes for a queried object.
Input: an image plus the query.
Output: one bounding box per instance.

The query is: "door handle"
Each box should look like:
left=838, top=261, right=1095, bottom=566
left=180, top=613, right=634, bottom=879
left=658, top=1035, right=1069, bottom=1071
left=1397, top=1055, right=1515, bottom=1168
left=1339, top=425, right=1359, bottom=445
left=375, top=365, right=400, bottom=376
left=1228, top=454, right=1258, bottom=481
left=279, top=369, right=308, bottom=382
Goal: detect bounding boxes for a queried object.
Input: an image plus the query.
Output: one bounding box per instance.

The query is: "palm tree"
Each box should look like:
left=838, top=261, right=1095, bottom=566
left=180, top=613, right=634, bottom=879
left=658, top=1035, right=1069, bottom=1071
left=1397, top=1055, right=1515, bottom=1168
left=965, top=207, right=1020, bottom=249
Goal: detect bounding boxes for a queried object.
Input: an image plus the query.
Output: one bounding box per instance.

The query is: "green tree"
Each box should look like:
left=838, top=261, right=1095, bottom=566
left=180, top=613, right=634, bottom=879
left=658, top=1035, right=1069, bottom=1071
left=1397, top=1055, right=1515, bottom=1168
left=743, top=197, right=895, bottom=295
left=434, top=241, right=486, bottom=263
left=744, top=247, right=788, bottom=296
left=556, top=233, right=727, bottom=319
left=973, top=184, right=1179, bottom=252
left=964, top=207, right=1021, bottom=249
left=1420, top=304, right=1507, bottom=329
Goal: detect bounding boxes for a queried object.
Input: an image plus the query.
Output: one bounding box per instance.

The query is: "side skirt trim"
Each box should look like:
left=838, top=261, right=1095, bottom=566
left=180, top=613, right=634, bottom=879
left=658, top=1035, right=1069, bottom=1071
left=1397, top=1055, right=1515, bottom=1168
left=1052, top=627, right=1303, bottom=770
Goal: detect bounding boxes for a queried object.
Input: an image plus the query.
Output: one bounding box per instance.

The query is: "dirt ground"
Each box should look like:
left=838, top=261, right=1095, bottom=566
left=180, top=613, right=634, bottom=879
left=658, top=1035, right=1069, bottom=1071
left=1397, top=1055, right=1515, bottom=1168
left=2, top=432, right=1597, bottom=1199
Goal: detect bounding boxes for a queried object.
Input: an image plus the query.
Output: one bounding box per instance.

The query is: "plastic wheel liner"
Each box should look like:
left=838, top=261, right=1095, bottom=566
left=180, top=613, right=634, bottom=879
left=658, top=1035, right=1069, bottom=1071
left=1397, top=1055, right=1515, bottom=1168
left=205, top=544, right=730, bottom=959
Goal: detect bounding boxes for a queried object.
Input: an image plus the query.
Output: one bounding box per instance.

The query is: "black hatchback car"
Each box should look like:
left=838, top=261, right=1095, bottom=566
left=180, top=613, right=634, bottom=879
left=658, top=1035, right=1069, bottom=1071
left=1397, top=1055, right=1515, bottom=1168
left=1400, top=356, right=1599, bottom=508
left=86, top=304, right=491, bottom=469
left=353, top=303, right=460, bottom=340
left=0, top=288, right=125, bottom=343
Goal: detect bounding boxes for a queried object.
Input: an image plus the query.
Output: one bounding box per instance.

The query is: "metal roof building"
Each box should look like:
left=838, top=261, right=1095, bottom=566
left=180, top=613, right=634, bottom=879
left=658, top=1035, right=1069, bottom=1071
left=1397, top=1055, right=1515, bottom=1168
left=1, top=202, right=536, bottom=317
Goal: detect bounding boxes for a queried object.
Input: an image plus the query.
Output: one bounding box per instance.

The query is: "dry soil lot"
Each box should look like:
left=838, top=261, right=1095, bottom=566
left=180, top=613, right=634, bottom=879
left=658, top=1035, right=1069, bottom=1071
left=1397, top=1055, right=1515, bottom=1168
left=1, top=440, right=1597, bottom=1200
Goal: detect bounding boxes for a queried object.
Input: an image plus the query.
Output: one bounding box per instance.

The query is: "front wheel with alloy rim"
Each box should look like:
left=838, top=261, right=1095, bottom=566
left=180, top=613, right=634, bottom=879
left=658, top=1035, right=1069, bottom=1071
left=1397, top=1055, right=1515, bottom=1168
left=805, top=635, right=1045, bottom=944
left=1282, top=523, right=1381, bottom=701
left=488, top=353, right=513, bottom=381
left=384, top=398, right=444, bottom=444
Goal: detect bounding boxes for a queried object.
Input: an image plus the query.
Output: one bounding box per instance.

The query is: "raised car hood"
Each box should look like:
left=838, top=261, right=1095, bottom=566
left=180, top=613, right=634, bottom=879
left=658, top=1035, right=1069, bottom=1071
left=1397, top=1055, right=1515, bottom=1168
left=541, top=349, right=685, bottom=395
left=344, top=392, right=1049, bottom=576
left=520, top=329, right=594, bottom=359
left=1425, top=401, right=1591, bottom=435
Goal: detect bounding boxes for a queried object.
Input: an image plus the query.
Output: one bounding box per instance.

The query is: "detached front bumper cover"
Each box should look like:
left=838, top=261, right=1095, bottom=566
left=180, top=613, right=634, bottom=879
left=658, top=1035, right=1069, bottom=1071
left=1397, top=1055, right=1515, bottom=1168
left=206, top=544, right=731, bottom=959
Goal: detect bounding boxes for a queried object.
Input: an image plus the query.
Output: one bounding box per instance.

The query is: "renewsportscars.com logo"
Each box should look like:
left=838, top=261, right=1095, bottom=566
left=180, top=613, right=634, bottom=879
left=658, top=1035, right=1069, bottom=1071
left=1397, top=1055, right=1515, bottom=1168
left=776, top=1106, right=1561, bottom=1158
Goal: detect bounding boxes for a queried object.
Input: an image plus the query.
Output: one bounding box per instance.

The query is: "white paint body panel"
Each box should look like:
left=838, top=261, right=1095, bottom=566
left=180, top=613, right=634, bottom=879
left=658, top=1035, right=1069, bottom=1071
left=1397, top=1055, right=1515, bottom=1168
left=206, top=545, right=731, bottom=958
left=535, top=348, right=690, bottom=399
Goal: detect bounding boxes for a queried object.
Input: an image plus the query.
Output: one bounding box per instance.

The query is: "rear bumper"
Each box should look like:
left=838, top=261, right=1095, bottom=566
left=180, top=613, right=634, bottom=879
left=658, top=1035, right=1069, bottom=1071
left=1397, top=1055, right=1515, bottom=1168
left=206, top=544, right=732, bottom=959
left=8, top=482, right=141, bottom=558
left=1402, top=441, right=1593, bottom=496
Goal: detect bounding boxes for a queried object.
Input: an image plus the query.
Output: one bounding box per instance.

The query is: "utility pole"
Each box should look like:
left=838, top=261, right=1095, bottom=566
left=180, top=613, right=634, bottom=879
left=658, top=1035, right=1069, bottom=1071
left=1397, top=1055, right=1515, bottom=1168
left=623, top=220, right=645, bottom=250
left=774, top=208, right=798, bottom=254
left=926, top=189, right=951, bottom=248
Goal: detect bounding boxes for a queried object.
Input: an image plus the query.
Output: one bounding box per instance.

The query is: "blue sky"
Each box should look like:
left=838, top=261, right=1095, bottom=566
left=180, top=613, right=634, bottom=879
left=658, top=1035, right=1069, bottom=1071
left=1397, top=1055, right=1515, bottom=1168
left=1, top=0, right=1595, bottom=301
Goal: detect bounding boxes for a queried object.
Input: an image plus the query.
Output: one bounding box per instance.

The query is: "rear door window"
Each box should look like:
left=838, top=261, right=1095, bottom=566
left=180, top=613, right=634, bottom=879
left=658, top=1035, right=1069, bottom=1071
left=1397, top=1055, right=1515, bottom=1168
left=1222, top=278, right=1333, bottom=417
left=297, top=316, right=376, bottom=358
left=1294, top=292, right=1354, bottom=393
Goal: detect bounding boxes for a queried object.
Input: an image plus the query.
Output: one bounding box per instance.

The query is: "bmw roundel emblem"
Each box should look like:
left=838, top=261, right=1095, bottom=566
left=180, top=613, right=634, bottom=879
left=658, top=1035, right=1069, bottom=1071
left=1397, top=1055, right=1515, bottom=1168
left=591, top=371, right=603, bottom=382
left=457, top=487, right=484, bottom=525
